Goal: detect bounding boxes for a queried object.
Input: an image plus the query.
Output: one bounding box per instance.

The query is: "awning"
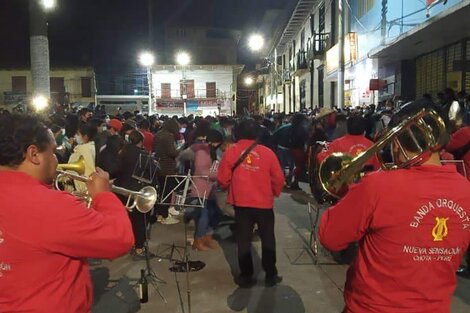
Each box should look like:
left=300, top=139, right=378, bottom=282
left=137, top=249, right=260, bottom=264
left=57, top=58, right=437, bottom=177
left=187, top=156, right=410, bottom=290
left=369, top=1, right=470, bottom=63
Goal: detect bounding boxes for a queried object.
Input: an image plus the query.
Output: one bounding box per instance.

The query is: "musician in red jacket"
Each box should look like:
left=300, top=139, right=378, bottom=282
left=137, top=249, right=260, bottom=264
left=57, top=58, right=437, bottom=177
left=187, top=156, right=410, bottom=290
left=319, top=101, right=470, bottom=313
left=317, top=114, right=380, bottom=170
left=0, top=114, right=134, bottom=313
left=446, top=124, right=470, bottom=180
left=218, top=119, right=284, bottom=288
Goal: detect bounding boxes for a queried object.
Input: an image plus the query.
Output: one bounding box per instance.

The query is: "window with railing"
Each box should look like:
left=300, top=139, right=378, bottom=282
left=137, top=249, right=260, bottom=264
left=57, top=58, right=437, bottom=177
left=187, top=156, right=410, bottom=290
left=81, top=77, right=92, bottom=97
left=161, top=83, right=171, bottom=99
left=11, top=76, right=26, bottom=93
left=206, top=82, right=216, bottom=98
left=180, top=79, right=195, bottom=98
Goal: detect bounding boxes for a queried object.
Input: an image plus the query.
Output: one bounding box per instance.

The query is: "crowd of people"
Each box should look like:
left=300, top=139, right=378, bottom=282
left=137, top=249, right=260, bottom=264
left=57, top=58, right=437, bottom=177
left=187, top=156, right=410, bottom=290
left=2, top=86, right=470, bottom=312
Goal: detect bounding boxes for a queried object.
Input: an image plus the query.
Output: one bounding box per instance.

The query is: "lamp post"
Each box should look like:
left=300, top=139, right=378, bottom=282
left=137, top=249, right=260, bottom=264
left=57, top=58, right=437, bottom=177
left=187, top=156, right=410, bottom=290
left=139, top=51, right=155, bottom=116
left=248, top=34, right=265, bottom=52
left=29, top=0, right=56, bottom=109
left=176, top=51, right=191, bottom=116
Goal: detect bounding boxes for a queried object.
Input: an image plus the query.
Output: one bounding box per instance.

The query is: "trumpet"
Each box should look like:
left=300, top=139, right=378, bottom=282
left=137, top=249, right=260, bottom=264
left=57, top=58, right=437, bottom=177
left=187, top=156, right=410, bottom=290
left=56, top=159, right=157, bottom=213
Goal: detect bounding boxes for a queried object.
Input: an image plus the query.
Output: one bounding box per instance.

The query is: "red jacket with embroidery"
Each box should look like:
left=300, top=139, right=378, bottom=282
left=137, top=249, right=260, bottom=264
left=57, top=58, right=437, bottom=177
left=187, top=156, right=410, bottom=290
left=0, top=171, right=134, bottom=313
left=217, top=139, right=284, bottom=209
left=317, top=134, right=380, bottom=170
left=446, top=126, right=470, bottom=180
left=319, top=165, right=470, bottom=313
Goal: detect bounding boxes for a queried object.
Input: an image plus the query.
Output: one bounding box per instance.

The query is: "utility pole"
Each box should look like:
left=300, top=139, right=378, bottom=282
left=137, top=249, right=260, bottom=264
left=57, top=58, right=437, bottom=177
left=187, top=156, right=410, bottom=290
left=148, top=0, right=153, bottom=48
left=29, top=0, right=51, bottom=99
left=381, top=0, right=388, bottom=45
left=337, top=0, right=345, bottom=109
left=147, top=0, right=154, bottom=115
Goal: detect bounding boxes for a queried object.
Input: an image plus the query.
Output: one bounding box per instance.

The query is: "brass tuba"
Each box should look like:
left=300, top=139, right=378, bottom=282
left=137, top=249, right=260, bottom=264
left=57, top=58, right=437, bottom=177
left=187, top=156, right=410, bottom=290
left=318, top=108, right=448, bottom=199
left=57, top=156, right=86, bottom=174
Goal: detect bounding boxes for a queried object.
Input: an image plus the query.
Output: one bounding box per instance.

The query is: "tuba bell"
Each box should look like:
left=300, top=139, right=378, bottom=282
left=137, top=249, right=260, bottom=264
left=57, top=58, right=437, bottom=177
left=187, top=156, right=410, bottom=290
left=57, top=156, right=86, bottom=175
left=318, top=107, right=448, bottom=200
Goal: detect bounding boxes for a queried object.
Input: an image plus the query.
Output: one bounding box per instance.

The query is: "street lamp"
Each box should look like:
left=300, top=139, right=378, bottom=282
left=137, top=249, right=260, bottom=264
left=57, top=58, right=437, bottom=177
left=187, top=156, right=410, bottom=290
left=248, top=34, right=265, bottom=52
left=138, top=51, right=155, bottom=115
left=176, top=51, right=191, bottom=115
left=176, top=51, right=191, bottom=66
left=32, top=95, right=49, bottom=112
left=139, top=52, right=155, bottom=67
left=41, top=0, right=56, bottom=10
left=244, top=76, right=254, bottom=86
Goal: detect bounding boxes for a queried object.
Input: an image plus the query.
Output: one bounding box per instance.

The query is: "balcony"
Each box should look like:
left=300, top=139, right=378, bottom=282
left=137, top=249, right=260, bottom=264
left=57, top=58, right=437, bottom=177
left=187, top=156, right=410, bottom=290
left=306, top=33, right=330, bottom=60
left=282, top=68, right=292, bottom=83
left=156, top=88, right=227, bottom=100
left=293, top=50, right=309, bottom=76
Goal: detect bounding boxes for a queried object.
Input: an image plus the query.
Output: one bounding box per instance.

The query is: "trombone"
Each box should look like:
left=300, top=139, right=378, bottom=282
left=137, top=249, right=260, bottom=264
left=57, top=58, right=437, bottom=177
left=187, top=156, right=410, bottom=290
left=56, top=158, right=157, bottom=213
left=318, top=108, right=448, bottom=199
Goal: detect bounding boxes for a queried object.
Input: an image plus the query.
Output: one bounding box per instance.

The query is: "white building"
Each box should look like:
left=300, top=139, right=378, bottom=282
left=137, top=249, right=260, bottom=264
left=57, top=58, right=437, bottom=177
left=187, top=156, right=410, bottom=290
left=151, top=64, right=243, bottom=116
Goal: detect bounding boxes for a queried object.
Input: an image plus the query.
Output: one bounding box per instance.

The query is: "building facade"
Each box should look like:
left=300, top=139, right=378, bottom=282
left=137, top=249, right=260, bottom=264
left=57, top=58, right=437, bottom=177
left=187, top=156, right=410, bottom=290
left=151, top=65, right=243, bottom=116
left=0, top=67, right=96, bottom=110
left=261, top=0, right=467, bottom=112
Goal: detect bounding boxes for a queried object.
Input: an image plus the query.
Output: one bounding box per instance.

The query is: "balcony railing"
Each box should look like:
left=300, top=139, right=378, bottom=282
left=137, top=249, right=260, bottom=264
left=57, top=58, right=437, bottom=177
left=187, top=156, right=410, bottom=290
left=306, top=33, right=330, bottom=60
left=282, top=68, right=292, bottom=82
left=156, top=88, right=229, bottom=99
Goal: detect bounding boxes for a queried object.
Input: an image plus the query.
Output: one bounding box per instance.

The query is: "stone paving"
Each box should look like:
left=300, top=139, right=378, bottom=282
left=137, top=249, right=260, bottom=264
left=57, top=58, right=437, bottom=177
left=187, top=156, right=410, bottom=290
left=91, top=186, right=470, bottom=313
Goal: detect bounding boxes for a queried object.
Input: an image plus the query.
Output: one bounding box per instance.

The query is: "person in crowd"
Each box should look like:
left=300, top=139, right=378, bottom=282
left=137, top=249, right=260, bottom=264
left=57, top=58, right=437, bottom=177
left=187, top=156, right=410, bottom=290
left=120, top=121, right=136, bottom=141
left=253, top=115, right=272, bottom=147
left=0, top=114, right=133, bottom=313
left=96, top=135, right=124, bottom=179
left=207, top=129, right=234, bottom=218
left=446, top=119, right=470, bottom=179
left=364, top=104, right=376, bottom=139
left=108, top=118, right=123, bottom=137
left=374, top=107, right=394, bottom=140
left=218, top=119, right=284, bottom=288
left=272, top=118, right=294, bottom=186
left=319, top=101, right=470, bottom=313
left=442, top=88, right=463, bottom=131
left=153, top=118, right=181, bottom=224
left=89, top=118, right=108, bottom=154
left=289, top=113, right=310, bottom=190
left=138, top=119, right=154, bottom=153
left=331, top=113, right=347, bottom=140
left=50, top=124, right=70, bottom=163
left=115, top=130, right=156, bottom=259
left=179, top=127, right=221, bottom=251
left=68, top=122, right=97, bottom=193
left=317, top=115, right=380, bottom=171
left=218, top=116, right=235, bottom=142
left=307, top=117, right=330, bottom=201
left=78, top=108, right=93, bottom=125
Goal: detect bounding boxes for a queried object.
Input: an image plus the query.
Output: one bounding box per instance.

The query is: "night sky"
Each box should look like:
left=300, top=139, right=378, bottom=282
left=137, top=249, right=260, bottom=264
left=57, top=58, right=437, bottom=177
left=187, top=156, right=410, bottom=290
left=0, top=0, right=288, bottom=71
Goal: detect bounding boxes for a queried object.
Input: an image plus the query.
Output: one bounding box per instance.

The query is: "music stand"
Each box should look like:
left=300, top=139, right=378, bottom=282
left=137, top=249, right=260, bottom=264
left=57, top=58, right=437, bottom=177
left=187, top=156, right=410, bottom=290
left=129, top=151, right=166, bottom=303
left=159, top=171, right=208, bottom=313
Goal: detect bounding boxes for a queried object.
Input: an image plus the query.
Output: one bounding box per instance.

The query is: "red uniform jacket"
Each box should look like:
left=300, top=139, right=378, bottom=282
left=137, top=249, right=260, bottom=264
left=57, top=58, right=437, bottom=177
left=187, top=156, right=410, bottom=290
left=141, top=130, right=154, bottom=153
left=319, top=165, right=470, bottom=313
left=217, top=139, right=284, bottom=209
left=446, top=126, right=470, bottom=180
left=0, top=171, right=134, bottom=313
left=317, top=134, right=380, bottom=170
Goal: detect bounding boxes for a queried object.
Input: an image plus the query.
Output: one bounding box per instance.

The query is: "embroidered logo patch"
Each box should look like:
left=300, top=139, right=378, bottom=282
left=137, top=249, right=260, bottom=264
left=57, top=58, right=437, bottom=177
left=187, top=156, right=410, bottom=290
left=432, top=217, right=449, bottom=241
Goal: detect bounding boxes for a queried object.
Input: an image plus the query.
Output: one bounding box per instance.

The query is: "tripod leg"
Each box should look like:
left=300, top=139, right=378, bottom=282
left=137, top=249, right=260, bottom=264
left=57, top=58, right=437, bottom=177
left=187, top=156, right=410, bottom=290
left=147, top=274, right=167, bottom=303
left=184, top=216, right=192, bottom=313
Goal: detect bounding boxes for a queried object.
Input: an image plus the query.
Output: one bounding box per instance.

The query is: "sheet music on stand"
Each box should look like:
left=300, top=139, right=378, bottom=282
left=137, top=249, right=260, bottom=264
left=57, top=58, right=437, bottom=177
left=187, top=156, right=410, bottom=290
left=131, top=151, right=159, bottom=184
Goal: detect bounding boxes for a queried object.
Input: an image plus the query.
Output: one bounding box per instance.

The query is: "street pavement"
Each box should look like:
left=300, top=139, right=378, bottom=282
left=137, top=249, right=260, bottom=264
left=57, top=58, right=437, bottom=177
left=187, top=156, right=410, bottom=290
left=91, top=185, right=470, bottom=313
